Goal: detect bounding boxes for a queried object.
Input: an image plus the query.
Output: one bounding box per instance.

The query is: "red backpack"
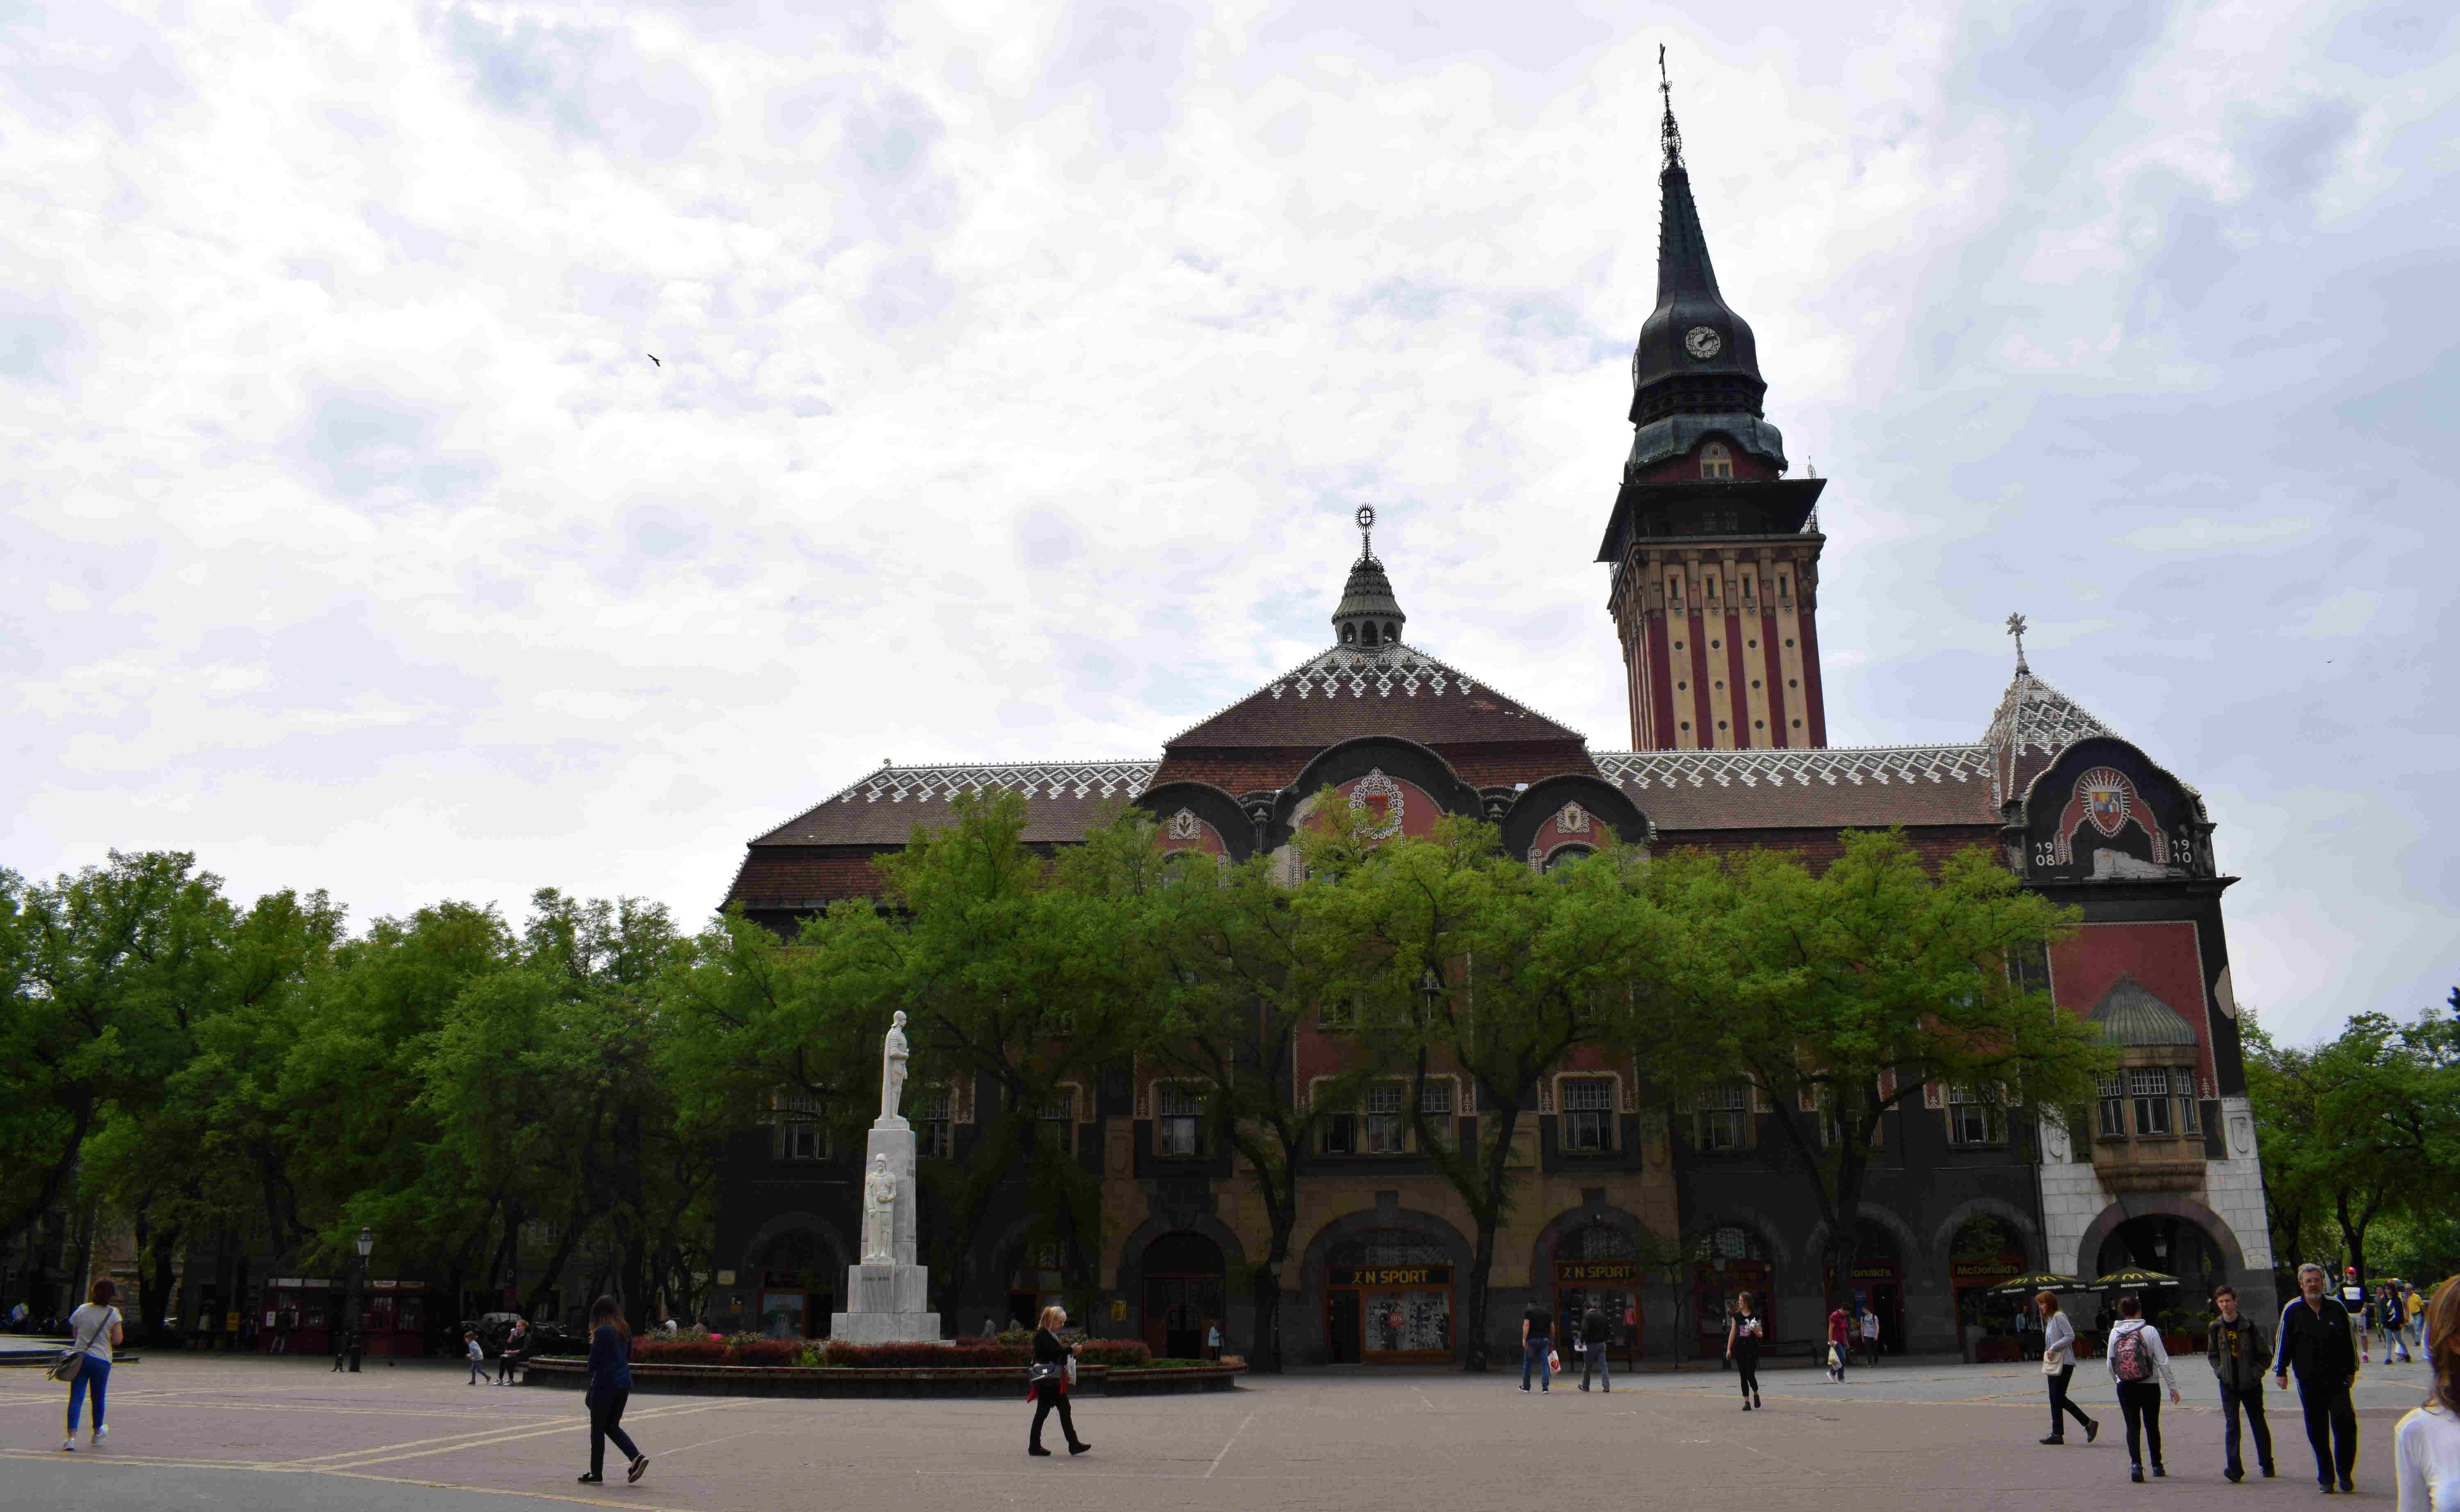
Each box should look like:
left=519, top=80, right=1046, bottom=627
left=2110, top=1327, right=2151, bottom=1382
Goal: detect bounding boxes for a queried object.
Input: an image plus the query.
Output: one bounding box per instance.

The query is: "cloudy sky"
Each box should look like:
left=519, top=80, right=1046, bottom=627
left=5, top=1, right=2453, bottom=1045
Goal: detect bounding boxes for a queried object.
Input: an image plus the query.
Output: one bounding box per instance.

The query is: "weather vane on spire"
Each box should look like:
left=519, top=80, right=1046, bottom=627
left=2006, top=612, right=2030, bottom=674
left=1355, top=503, right=1376, bottom=559
left=1658, top=44, right=1683, bottom=171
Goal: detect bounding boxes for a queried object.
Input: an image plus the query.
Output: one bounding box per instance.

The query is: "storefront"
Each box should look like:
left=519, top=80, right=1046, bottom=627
left=1949, top=1217, right=2029, bottom=1362
left=1849, top=1233, right=1904, bottom=1357
left=1325, top=1263, right=1454, bottom=1363
left=361, top=1280, right=430, bottom=1356
left=1139, top=1232, right=1225, bottom=1361
left=759, top=1269, right=833, bottom=1339
left=1553, top=1259, right=1642, bottom=1363
left=262, top=1277, right=333, bottom=1355
left=1691, top=1226, right=1774, bottom=1358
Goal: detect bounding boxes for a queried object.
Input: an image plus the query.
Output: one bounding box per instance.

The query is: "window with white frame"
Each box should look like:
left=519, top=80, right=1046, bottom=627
left=1560, top=1078, right=1615, bottom=1152
left=1698, top=1086, right=1750, bottom=1151
left=1156, top=1084, right=1205, bottom=1158
left=2179, top=1079, right=2203, bottom=1134
left=2130, top=1068, right=2175, bottom=1136
left=1944, top=1084, right=2004, bottom=1146
left=2096, top=1074, right=2127, bottom=1138
left=1365, top=1082, right=1407, bottom=1155
left=772, top=1091, right=830, bottom=1161
left=1040, top=1086, right=1077, bottom=1125
left=1419, top=1079, right=1455, bottom=1146
left=915, top=1085, right=954, bottom=1161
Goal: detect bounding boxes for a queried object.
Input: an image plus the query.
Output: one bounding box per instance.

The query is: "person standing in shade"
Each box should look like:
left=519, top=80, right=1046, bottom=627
left=2037, top=1290, right=2100, bottom=1446
left=1577, top=1304, right=1612, bottom=1393
left=579, top=1296, right=649, bottom=1485
left=1726, top=1292, right=1764, bottom=1410
left=1861, top=1302, right=1882, bottom=1366
left=2278, top=1262, right=2362, bottom=1494
left=1826, top=1303, right=1852, bottom=1382
left=2385, top=1284, right=2414, bottom=1365
left=1027, top=1305, right=1090, bottom=1457
left=59, top=1279, right=123, bottom=1453
left=2106, top=1294, right=2180, bottom=1483
left=2395, top=1275, right=2460, bottom=1512
left=2207, top=1284, right=2275, bottom=1481
left=1520, top=1298, right=1554, bottom=1393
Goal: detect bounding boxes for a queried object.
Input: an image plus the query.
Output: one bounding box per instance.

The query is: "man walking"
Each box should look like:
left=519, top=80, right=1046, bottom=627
left=2207, top=1284, right=2274, bottom=1482
left=1576, top=1304, right=1611, bottom=1393
left=1519, top=1299, right=1554, bottom=1394
left=2380, top=1284, right=2412, bottom=1364
left=1860, top=1302, right=1882, bottom=1366
left=2276, top=1262, right=2361, bottom=1494
left=1826, top=1303, right=1852, bottom=1382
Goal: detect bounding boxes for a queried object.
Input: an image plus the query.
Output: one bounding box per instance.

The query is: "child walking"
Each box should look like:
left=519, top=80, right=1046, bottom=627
left=464, top=1330, right=487, bottom=1385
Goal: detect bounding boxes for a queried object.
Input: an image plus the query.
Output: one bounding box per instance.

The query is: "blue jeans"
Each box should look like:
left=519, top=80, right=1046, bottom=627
left=67, top=1355, right=110, bottom=1434
left=1521, top=1338, right=1551, bottom=1389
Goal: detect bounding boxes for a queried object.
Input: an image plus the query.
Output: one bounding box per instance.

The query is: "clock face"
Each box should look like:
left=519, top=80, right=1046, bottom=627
left=1685, top=326, right=1722, bottom=360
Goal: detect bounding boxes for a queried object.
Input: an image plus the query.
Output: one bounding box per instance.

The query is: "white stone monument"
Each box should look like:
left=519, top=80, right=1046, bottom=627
left=829, top=1011, right=941, bottom=1342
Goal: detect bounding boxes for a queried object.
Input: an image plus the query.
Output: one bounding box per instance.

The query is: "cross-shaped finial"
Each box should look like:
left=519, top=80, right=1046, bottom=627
left=2005, top=612, right=2029, bottom=674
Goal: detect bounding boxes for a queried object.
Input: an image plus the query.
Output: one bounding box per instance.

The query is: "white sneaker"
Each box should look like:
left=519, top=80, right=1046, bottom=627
left=62, top=1438, right=75, bottom=1452
left=93, top=1425, right=107, bottom=1444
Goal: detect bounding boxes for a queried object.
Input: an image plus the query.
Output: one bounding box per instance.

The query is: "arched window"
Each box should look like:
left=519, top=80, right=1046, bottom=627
left=1385, top=621, right=1398, bottom=643
left=1341, top=623, right=1356, bottom=644
left=1360, top=622, right=1378, bottom=647
left=1701, top=442, right=1733, bottom=480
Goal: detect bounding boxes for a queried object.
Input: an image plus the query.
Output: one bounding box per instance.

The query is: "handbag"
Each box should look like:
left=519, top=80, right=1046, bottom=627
left=1027, top=1360, right=1065, bottom=1387
left=50, top=1307, right=111, bottom=1383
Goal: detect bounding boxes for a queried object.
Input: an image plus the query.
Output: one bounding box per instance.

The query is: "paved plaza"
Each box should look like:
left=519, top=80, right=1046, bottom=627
left=2, top=1353, right=2424, bottom=1510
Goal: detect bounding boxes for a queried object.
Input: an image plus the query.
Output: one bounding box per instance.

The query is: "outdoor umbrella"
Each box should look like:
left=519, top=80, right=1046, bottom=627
left=2092, top=1266, right=2178, bottom=1289
left=1990, top=1273, right=2082, bottom=1294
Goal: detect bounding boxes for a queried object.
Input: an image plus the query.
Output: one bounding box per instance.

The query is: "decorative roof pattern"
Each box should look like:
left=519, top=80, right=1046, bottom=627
left=1983, top=672, right=2115, bottom=757
left=1164, top=642, right=1588, bottom=749
left=748, top=760, right=1157, bottom=847
left=1596, top=744, right=1996, bottom=791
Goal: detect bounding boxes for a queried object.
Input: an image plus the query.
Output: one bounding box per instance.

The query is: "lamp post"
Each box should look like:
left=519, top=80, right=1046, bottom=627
left=345, top=1226, right=373, bottom=1374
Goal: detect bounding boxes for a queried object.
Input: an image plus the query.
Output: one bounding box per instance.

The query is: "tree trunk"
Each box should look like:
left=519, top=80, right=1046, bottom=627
left=1461, top=1107, right=1520, bottom=1374
left=1252, top=1161, right=1298, bottom=1373
left=137, top=1214, right=183, bottom=1348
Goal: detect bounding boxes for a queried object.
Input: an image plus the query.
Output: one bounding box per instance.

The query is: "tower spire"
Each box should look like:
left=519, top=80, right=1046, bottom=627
left=2006, top=612, right=2031, bottom=674
left=1658, top=44, right=1683, bottom=173
left=1330, top=506, right=1407, bottom=650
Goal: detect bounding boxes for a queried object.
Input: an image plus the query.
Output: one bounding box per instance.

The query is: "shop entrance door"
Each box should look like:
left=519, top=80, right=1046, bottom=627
left=1325, top=1290, right=1362, bottom=1364
left=1140, top=1232, right=1225, bottom=1360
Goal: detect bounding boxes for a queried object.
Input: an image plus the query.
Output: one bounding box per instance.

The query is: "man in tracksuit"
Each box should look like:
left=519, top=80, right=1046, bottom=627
left=2273, top=1262, right=2361, bottom=1494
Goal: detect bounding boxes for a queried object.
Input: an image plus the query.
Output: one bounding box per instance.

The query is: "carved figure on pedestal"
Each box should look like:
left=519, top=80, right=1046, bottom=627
left=861, top=1155, right=897, bottom=1263
left=880, top=1011, right=909, bottom=1121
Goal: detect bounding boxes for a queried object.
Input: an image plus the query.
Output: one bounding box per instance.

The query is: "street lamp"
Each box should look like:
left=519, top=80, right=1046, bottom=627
left=344, top=1227, right=373, bottom=1374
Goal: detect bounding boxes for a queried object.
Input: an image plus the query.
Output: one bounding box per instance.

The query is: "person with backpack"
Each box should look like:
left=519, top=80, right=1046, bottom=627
left=2276, top=1262, right=2362, bottom=1494
left=1576, top=1304, right=1612, bottom=1393
left=2207, top=1284, right=2275, bottom=1481
left=2105, top=1293, right=2179, bottom=1483
left=2037, top=1290, right=2099, bottom=1445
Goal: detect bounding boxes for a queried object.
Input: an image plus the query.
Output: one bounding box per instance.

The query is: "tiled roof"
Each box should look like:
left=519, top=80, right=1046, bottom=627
left=1982, top=670, right=2114, bottom=802
left=1166, top=642, right=1586, bottom=750
left=1594, top=744, right=2003, bottom=830
left=2088, top=974, right=2200, bottom=1047
left=749, top=760, right=1157, bottom=847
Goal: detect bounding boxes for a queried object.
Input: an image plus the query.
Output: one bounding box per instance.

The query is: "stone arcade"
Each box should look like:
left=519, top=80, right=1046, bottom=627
left=709, top=77, right=2273, bottom=1364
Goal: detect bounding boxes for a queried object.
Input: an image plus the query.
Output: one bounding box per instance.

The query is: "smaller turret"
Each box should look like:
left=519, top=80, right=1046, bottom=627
left=1331, top=506, right=1407, bottom=649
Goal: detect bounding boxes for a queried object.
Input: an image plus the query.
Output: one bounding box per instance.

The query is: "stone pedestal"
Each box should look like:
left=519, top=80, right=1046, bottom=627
left=828, top=1115, right=941, bottom=1342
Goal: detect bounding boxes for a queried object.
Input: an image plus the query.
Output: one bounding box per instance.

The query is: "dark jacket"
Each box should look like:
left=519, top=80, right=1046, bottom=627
left=1030, top=1328, right=1068, bottom=1396
left=1579, top=1308, right=1610, bottom=1345
left=2207, top=1314, right=2268, bottom=1393
left=2272, top=1296, right=2357, bottom=1384
left=587, top=1324, right=633, bottom=1394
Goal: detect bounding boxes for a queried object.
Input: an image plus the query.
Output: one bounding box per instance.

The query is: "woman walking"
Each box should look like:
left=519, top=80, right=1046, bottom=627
left=1725, top=1292, right=1764, bottom=1411
left=59, top=1279, right=123, bottom=1452
left=2038, top=1290, right=2100, bottom=1446
left=1026, top=1305, right=1091, bottom=1457
left=2106, top=1294, right=2180, bottom=1482
left=579, top=1297, right=649, bottom=1486
left=2394, top=1276, right=2459, bottom=1512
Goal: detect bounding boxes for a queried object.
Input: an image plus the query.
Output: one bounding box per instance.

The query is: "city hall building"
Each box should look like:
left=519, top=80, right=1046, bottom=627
left=709, top=94, right=2275, bottom=1363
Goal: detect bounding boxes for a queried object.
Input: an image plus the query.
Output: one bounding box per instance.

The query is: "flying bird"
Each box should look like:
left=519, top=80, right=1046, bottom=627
left=647, top=353, right=661, bottom=367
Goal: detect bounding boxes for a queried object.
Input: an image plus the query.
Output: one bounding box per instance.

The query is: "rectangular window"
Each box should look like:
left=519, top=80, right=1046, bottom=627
left=1323, top=1112, right=1357, bottom=1155
left=2180, top=1087, right=2202, bottom=1135
left=1561, top=1078, right=1614, bottom=1153
left=2131, top=1069, right=2173, bottom=1136
left=2096, top=1075, right=2127, bottom=1139
left=1699, top=1086, right=1749, bottom=1152
left=1944, top=1085, right=2004, bottom=1146
left=1041, top=1087, right=1077, bottom=1124
left=1418, top=1080, right=1455, bottom=1148
left=1365, top=1083, right=1406, bottom=1155
left=779, top=1122, right=828, bottom=1161
left=915, top=1086, right=953, bottom=1161
left=1157, top=1084, right=1205, bottom=1159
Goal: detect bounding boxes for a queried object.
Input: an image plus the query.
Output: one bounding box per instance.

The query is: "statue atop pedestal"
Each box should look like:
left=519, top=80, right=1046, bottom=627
left=831, top=1012, right=939, bottom=1342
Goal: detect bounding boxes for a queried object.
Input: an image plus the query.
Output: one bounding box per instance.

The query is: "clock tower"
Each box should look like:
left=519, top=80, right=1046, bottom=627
left=1595, top=59, right=1829, bottom=751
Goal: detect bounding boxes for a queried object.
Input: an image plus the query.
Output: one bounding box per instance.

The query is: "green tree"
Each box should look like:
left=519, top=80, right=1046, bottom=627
left=1305, top=808, right=1667, bottom=1372
left=1649, top=830, right=2098, bottom=1312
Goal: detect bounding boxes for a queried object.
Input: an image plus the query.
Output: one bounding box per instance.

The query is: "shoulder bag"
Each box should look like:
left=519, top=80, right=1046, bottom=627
left=50, top=1307, right=112, bottom=1383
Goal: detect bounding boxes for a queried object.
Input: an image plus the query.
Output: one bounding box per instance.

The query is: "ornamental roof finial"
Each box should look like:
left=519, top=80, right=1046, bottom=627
left=1658, top=44, right=1684, bottom=173
left=2006, top=611, right=2030, bottom=674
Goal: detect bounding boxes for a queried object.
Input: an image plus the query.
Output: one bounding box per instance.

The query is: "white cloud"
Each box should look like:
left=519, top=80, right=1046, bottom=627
left=4, top=0, right=2455, bottom=1047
